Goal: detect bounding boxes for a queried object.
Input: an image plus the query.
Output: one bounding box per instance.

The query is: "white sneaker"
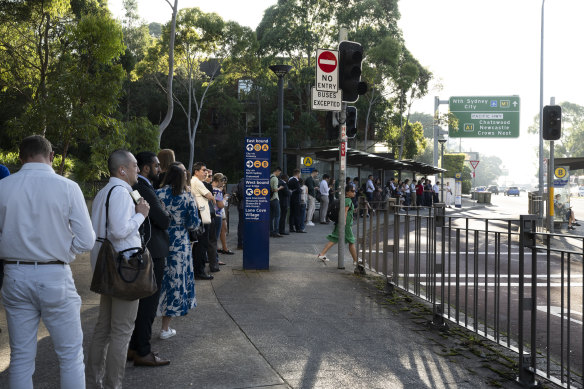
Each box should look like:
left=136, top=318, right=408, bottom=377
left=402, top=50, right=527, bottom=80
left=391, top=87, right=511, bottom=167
left=306, top=221, right=315, bottom=226
left=159, top=328, right=176, bottom=340
left=317, top=254, right=329, bottom=262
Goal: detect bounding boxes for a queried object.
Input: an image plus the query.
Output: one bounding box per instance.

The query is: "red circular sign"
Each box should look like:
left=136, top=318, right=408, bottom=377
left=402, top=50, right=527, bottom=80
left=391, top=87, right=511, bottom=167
left=318, top=51, right=337, bottom=73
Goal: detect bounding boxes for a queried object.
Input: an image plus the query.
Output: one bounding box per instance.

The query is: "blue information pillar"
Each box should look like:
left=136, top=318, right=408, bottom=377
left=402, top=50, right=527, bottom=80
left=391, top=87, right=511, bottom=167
left=243, top=137, right=271, bottom=269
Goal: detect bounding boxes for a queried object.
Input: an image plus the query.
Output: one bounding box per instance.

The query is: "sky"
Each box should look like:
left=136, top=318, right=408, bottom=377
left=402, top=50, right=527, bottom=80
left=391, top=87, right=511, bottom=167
left=108, top=0, right=584, bottom=186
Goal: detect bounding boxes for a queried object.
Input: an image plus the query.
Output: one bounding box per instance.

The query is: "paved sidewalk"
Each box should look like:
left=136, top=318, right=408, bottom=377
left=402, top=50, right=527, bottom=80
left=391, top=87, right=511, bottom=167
left=0, top=206, right=554, bottom=388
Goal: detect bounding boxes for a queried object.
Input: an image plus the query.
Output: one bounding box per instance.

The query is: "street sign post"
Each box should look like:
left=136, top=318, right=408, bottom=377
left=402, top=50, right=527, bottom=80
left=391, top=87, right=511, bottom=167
left=449, top=96, right=520, bottom=138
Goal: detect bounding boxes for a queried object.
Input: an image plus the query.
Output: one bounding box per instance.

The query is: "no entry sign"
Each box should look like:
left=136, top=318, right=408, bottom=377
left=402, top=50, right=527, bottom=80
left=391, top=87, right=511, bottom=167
left=318, top=51, right=337, bottom=73
left=315, top=48, right=338, bottom=92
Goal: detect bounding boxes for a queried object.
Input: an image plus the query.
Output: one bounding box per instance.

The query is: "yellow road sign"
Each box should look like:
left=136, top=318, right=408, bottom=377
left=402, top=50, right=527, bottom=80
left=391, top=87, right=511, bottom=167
left=555, top=167, right=567, bottom=179
left=303, top=157, right=313, bottom=167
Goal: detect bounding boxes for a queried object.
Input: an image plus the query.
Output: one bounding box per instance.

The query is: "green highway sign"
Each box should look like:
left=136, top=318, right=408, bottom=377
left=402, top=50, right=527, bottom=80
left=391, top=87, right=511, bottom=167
left=448, top=96, right=520, bottom=138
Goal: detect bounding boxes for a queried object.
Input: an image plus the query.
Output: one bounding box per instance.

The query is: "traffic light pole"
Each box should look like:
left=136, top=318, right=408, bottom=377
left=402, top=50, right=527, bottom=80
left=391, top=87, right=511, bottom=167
left=547, top=96, right=555, bottom=233
left=337, top=28, right=348, bottom=270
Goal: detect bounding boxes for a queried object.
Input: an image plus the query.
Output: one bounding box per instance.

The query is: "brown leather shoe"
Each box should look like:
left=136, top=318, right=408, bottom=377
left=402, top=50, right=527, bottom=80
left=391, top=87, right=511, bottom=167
left=127, top=349, right=136, bottom=361
left=133, top=352, right=170, bottom=367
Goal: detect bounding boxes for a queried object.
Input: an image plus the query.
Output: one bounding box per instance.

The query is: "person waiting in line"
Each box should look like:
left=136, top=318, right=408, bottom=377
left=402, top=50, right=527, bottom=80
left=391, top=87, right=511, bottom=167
left=299, top=178, right=308, bottom=233
left=269, top=167, right=283, bottom=238
left=319, top=174, right=330, bottom=224
left=88, top=150, right=150, bottom=388
left=156, top=148, right=175, bottom=188
left=156, top=163, right=200, bottom=339
left=211, top=173, right=227, bottom=265
left=128, top=151, right=171, bottom=367
left=0, top=136, right=95, bottom=388
left=305, top=169, right=318, bottom=226
left=445, top=182, right=453, bottom=208
left=218, top=175, right=234, bottom=255
left=415, top=179, right=424, bottom=206
left=278, top=174, right=291, bottom=234
left=316, top=186, right=361, bottom=266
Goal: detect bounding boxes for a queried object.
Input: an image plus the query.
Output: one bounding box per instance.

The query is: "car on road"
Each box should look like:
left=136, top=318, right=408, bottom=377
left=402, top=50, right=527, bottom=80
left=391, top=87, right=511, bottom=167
left=475, top=186, right=487, bottom=192
left=579, top=186, right=584, bottom=197
left=487, top=185, right=499, bottom=195
left=504, top=186, right=520, bottom=196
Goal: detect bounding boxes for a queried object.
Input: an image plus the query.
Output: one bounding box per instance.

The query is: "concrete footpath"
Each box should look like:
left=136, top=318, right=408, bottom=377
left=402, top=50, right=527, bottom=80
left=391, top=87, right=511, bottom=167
left=0, top=205, right=556, bottom=388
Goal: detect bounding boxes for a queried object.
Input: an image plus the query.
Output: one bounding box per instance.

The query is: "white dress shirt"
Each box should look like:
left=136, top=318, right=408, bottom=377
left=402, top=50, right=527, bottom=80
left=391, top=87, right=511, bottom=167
left=319, top=180, right=329, bottom=196
left=90, top=177, right=145, bottom=270
left=0, top=162, right=95, bottom=262
left=366, top=179, right=375, bottom=193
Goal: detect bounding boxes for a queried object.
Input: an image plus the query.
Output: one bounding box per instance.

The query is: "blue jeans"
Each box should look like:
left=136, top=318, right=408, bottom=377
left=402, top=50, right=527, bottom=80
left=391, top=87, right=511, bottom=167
left=299, top=203, right=306, bottom=231
left=270, top=199, right=280, bottom=234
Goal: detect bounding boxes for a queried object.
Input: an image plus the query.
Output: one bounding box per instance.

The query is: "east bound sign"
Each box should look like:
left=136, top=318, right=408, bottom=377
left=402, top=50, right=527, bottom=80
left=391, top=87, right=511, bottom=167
left=315, top=49, right=338, bottom=92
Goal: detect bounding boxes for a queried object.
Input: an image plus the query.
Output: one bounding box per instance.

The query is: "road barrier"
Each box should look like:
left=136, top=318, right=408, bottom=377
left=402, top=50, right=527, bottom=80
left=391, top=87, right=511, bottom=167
left=356, top=198, right=584, bottom=388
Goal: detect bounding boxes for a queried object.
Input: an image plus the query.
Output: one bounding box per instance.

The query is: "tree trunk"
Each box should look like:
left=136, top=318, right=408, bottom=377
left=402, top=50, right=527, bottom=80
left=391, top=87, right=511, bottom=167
left=158, top=0, right=178, bottom=145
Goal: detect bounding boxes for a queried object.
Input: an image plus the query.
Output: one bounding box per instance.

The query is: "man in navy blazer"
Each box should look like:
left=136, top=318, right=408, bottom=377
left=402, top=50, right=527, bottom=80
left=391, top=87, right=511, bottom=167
left=128, top=151, right=171, bottom=366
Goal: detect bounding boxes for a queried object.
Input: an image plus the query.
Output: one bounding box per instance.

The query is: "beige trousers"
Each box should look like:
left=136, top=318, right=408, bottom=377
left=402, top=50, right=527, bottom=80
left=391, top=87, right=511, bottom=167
left=86, top=295, right=139, bottom=389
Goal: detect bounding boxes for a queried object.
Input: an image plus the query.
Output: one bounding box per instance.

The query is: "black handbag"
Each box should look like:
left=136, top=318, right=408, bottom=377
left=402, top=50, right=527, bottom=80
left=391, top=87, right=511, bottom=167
left=90, top=186, right=157, bottom=301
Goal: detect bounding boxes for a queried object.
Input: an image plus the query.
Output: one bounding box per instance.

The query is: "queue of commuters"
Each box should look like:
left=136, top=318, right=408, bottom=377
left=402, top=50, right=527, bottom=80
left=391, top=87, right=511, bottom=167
left=0, top=137, right=242, bottom=388
left=0, top=136, right=451, bottom=388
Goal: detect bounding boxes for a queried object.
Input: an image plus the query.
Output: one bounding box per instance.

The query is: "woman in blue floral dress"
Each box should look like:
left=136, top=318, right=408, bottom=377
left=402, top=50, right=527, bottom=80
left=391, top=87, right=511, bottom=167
left=156, top=163, right=200, bottom=339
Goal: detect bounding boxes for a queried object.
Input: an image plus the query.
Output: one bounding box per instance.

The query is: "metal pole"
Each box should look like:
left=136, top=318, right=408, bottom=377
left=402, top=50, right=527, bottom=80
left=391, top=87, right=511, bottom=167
left=433, top=96, right=439, bottom=167
left=338, top=27, right=348, bottom=270
left=440, top=143, right=444, bottom=202
left=277, top=75, right=284, bottom=169
left=538, top=0, right=546, bottom=223
left=548, top=96, right=555, bottom=232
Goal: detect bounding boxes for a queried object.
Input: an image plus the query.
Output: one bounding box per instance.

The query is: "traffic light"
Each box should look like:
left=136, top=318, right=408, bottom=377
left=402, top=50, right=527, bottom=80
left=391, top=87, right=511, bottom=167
left=543, top=105, right=562, bottom=140
left=346, top=106, right=357, bottom=138
left=338, top=41, right=367, bottom=103
left=326, top=111, right=339, bottom=140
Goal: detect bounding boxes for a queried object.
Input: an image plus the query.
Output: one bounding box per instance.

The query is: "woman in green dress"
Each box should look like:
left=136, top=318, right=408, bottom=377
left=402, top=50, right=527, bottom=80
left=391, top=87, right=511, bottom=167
left=317, top=185, right=360, bottom=264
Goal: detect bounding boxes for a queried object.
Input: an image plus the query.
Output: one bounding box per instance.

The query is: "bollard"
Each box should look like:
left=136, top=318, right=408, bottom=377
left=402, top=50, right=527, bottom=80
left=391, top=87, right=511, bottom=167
left=434, top=202, right=446, bottom=228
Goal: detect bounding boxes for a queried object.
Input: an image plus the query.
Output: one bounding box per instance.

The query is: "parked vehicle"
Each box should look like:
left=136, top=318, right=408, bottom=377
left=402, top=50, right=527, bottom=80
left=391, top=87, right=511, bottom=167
left=487, top=185, right=499, bottom=195
left=505, top=186, right=520, bottom=196
left=579, top=186, right=584, bottom=197
left=475, top=186, right=487, bottom=192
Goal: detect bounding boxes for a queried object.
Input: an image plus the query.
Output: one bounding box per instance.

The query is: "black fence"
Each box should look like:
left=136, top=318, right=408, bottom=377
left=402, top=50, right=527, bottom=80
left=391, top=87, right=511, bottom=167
left=355, top=198, right=584, bottom=388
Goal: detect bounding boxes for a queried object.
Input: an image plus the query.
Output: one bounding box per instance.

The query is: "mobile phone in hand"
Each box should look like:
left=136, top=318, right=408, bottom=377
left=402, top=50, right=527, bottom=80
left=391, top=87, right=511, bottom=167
left=130, top=190, right=142, bottom=204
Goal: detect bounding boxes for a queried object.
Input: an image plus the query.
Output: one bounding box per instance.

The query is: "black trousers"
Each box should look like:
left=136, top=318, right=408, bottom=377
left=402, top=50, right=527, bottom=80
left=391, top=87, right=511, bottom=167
left=289, top=200, right=301, bottom=231
left=193, top=223, right=210, bottom=275
left=129, top=256, right=165, bottom=357
left=279, top=204, right=289, bottom=234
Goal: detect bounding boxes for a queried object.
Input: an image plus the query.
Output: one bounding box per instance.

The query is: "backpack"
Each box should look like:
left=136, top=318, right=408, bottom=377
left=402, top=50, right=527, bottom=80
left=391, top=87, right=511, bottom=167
left=327, top=198, right=340, bottom=224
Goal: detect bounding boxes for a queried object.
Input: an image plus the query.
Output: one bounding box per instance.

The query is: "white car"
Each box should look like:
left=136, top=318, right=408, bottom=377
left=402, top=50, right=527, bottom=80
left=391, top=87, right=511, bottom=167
left=579, top=186, right=584, bottom=197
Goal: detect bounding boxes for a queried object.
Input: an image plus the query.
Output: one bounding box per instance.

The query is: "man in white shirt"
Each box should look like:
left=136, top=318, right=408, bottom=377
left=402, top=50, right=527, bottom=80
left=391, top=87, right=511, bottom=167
left=433, top=181, right=440, bottom=204
left=0, top=135, right=95, bottom=388
left=190, top=162, right=217, bottom=280
left=319, top=174, right=330, bottom=224
left=365, top=174, right=375, bottom=202
left=86, top=150, right=150, bottom=389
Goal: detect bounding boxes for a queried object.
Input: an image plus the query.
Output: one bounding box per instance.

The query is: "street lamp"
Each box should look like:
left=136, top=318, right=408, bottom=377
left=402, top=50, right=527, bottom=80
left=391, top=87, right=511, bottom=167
left=269, top=64, right=292, bottom=170
left=438, top=137, right=447, bottom=202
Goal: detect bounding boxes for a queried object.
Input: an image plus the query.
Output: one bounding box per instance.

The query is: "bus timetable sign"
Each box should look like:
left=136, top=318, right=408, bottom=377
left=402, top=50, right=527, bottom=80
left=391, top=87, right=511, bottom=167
left=448, top=96, right=520, bottom=138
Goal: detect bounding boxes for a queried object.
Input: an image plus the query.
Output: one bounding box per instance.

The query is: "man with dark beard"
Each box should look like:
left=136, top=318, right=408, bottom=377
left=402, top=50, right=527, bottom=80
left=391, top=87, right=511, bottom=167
left=127, top=151, right=171, bottom=366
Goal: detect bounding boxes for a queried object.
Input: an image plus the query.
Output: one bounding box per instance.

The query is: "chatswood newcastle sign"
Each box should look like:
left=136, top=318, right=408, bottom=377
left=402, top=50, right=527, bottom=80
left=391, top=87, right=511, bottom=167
left=448, top=96, right=520, bottom=138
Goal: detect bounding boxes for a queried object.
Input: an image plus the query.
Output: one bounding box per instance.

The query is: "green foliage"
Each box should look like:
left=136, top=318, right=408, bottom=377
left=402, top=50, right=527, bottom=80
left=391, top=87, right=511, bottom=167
left=443, top=154, right=466, bottom=178
left=0, top=150, right=74, bottom=176
left=124, top=117, right=160, bottom=155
